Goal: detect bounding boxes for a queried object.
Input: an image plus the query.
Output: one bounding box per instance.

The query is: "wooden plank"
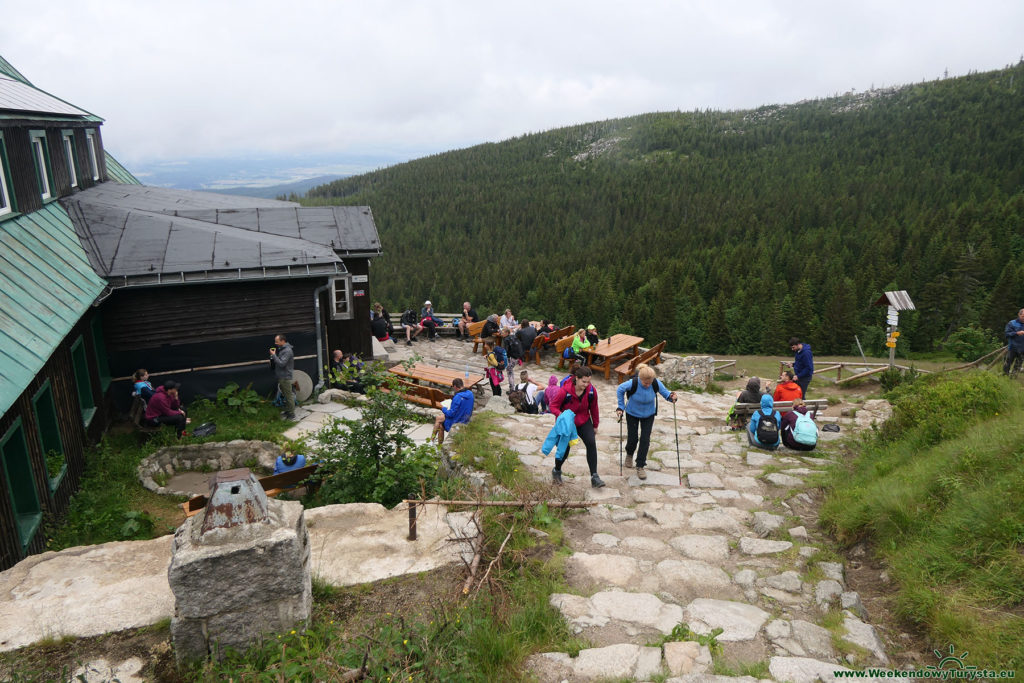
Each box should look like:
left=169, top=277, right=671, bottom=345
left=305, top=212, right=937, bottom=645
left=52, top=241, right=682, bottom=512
left=835, top=366, right=888, bottom=384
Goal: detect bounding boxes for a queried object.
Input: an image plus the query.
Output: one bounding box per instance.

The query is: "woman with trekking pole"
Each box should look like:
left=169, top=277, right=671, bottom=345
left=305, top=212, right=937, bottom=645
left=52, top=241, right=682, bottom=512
left=615, top=364, right=677, bottom=480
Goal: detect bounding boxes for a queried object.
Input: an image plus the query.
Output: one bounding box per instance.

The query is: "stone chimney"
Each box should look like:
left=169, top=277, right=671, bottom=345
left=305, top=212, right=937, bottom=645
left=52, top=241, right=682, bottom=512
left=168, top=469, right=311, bottom=666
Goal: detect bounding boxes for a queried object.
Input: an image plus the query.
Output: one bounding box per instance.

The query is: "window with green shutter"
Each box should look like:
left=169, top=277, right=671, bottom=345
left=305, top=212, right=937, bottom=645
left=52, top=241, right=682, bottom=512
left=32, top=381, right=66, bottom=491
left=1, top=419, right=42, bottom=551
left=70, top=336, right=96, bottom=426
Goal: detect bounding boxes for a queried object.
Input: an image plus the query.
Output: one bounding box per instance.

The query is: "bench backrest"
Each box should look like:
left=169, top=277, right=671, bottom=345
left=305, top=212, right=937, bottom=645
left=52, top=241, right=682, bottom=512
left=547, top=325, right=574, bottom=343
left=130, top=396, right=147, bottom=426
left=393, top=379, right=448, bottom=408
left=258, top=464, right=319, bottom=493
left=555, top=335, right=575, bottom=354
left=733, top=399, right=828, bottom=416
left=468, top=320, right=486, bottom=337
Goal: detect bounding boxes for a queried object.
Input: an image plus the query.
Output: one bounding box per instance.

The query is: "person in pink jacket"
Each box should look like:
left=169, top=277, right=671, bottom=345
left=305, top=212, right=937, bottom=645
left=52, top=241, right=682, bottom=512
left=548, top=366, right=604, bottom=488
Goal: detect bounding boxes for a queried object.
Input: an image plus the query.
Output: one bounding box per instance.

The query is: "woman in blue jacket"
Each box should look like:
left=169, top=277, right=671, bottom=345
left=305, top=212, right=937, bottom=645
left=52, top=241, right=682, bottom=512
left=748, top=394, right=782, bottom=450
left=432, top=378, right=475, bottom=445
left=615, top=364, right=677, bottom=480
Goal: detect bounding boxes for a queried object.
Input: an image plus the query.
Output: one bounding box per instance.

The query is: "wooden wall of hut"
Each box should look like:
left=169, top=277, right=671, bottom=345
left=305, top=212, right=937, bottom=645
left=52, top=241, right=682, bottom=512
left=0, top=312, right=111, bottom=571
left=323, top=258, right=374, bottom=359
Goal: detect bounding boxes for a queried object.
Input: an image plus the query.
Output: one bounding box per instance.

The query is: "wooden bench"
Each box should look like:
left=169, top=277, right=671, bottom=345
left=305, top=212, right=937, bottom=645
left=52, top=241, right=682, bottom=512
left=555, top=335, right=579, bottom=371
left=614, top=340, right=667, bottom=382
left=527, top=325, right=574, bottom=365
left=180, top=464, right=320, bottom=518
left=381, top=379, right=449, bottom=409
left=731, top=399, right=829, bottom=420
left=470, top=320, right=500, bottom=355
left=129, top=395, right=160, bottom=433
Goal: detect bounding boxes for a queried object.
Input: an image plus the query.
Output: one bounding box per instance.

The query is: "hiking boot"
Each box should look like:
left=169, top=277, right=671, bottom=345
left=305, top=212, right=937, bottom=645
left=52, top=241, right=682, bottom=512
left=590, top=474, right=606, bottom=488
left=636, top=467, right=647, bottom=480
left=551, top=468, right=563, bottom=485
left=406, top=340, right=412, bottom=346
left=624, top=455, right=634, bottom=469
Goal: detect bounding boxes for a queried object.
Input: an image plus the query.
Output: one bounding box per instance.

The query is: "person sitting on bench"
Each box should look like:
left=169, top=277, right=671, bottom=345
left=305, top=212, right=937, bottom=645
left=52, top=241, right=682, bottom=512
left=274, top=449, right=308, bottom=474
left=748, top=394, right=782, bottom=451
left=432, top=378, right=474, bottom=445
left=772, top=370, right=803, bottom=402
left=144, top=380, right=191, bottom=437
left=132, top=368, right=155, bottom=401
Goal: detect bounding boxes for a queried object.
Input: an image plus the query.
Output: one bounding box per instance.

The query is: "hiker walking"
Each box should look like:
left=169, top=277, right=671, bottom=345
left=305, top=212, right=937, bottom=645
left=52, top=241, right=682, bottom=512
left=615, top=364, right=677, bottom=480
left=549, top=366, right=605, bottom=488
left=1004, top=308, right=1024, bottom=376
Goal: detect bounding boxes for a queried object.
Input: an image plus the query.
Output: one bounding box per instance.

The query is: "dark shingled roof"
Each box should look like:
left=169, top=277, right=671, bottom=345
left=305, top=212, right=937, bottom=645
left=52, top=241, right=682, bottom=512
left=63, top=183, right=380, bottom=288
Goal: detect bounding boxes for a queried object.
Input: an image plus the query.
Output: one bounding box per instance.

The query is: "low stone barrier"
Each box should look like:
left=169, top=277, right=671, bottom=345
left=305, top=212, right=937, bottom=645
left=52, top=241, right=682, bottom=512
left=658, top=355, right=716, bottom=390
left=137, top=440, right=282, bottom=497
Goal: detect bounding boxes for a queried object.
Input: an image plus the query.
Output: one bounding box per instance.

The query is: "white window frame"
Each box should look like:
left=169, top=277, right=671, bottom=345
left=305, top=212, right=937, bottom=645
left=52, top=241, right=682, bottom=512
left=29, top=131, right=51, bottom=200
left=329, top=276, right=353, bottom=320
left=85, top=130, right=99, bottom=181
left=0, top=132, right=11, bottom=217
left=62, top=131, right=77, bottom=188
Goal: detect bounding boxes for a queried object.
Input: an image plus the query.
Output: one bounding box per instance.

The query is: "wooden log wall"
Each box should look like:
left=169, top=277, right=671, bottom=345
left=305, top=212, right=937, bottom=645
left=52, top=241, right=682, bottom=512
left=0, top=312, right=111, bottom=570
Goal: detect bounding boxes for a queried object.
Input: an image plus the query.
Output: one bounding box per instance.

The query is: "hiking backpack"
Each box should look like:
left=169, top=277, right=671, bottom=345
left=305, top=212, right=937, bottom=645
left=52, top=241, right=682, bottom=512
left=625, top=377, right=663, bottom=414
left=755, top=411, right=780, bottom=445
left=505, top=335, right=524, bottom=360
left=486, top=346, right=507, bottom=371
left=792, top=411, right=818, bottom=447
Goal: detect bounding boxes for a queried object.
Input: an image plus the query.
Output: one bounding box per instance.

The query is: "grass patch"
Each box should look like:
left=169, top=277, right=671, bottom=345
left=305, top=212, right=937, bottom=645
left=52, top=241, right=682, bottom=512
left=713, top=659, right=771, bottom=678
left=47, top=396, right=289, bottom=550
left=449, top=412, right=536, bottom=492
left=820, top=372, right=1024, bottom=670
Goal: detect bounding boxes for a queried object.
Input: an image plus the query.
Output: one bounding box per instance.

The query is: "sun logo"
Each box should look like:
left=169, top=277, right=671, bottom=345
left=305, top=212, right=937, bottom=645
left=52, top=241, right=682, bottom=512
left=926, top=644, right=977, bottom=672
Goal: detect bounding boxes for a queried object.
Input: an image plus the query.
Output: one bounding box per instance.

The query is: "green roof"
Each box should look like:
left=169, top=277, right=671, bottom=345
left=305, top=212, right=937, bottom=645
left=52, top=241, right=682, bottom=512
left=104, top=152, right=141, bottom=185
left=0, top=203, right=107, bottom=416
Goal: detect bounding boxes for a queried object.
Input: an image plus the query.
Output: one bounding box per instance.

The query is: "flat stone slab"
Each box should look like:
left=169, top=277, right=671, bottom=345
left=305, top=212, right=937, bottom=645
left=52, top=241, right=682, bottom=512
left=689, top=508, right=745, bottom=534
left=770, top=656, right=857, bottom=683
left=0, top=537, right=174, bottom=651
left=669, top=534, right=730, bottom=562
left=687, top=472, right=725, bottom=488
left=629, top=469, right=682, bottom=486
left=765, top=473, right=804, bottom=487
left=739, top=537, right=793, bottom=555
left=843, top=613, right=889, bottom=664
left=551, top=590, right=684, bottom=634
left=683, top=598, right=770, bottom=641
left=746, top=452, right=774, bottom=466
left=591, top=533, right=620, bottom=548
left=642, top=504, right=689, bottom=529
left=585, top=486, right=623, bottom=501
left=752, top=511, right=785, bottom=536
left=656, top=558, right=732, bottom=592
left=763, top=570, right=803, bottom=592
left=532, top=643, right=662, bottom=681
left=566, top=552, right=640, bottom=588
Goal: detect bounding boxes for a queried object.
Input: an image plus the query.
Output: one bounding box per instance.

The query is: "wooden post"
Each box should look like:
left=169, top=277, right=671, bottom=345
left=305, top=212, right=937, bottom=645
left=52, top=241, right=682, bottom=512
left=407, top=501, right=417, bottom=541
left=836, top=364, right=842, bottom=382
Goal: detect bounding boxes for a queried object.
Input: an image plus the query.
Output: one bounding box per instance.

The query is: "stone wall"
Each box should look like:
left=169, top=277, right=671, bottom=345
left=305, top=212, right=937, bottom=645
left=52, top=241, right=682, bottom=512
left=137, top=440, right=282, bottom=497
left=657, top=355, right=716, bottom=390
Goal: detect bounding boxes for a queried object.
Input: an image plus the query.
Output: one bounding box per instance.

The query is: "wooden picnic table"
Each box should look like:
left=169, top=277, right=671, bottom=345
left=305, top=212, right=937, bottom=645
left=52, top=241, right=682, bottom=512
left=388, top=362, right=485, bottom=391
left=583, top=334, right=645, bottom=380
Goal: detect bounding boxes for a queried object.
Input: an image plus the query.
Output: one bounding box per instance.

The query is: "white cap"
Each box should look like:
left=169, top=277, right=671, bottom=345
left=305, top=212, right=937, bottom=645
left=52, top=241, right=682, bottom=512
left=424, top=300, right=431, bottom=305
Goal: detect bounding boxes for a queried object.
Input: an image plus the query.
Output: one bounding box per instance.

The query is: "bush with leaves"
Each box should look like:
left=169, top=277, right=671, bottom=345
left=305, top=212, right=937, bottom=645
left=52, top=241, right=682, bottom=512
left=311, top=365, right=438, bottom=508
left=215, top=382, right=262, bottom=415
left=944, top=324, right=1001, bottom=362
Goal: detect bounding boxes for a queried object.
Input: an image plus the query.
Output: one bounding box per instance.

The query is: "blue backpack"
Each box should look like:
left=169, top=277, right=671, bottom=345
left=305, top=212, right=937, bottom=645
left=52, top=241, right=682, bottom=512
left=792, top=411, right=818, bottom=446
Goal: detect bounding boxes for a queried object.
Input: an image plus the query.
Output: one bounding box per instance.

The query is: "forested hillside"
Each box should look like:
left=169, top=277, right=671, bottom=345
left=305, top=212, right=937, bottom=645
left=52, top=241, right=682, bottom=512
left=304, top=63, right=1024, bottom=356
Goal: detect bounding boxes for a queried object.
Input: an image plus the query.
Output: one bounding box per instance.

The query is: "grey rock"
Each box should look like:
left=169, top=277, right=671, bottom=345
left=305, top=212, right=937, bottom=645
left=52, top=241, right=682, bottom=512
left=664, top=640, right=713, bottom=676
left=746, top=452, right=774, bottom=466
left=799, top=546, right=820, bottom=558
left=841, top=591, right=868, bottom=619
left=765, top=473, right=804, bottom=487
left=669, top=534, right=730, bottom=562
left=657, top=558, right=732, bottom=592
left=815, top=580, right=843, bottom=608
left=622, top=536, right=670, bottom=554
left=739, top=537, right=793, bottom=555
left=733, top=569, right=758, bottom=589
left=764, top=571, right=803, bottom=593
left=688, top=472, right=725, bottom=488
left=644, top=505, right=689, bottom=528
left=765, top=618, right=792, bottom=640
left=792, top=619, right=835, bottom=659
left=683, top=598, right=770, bottom=642
left=789, top=526, right=809, bottom=540
left=611, top=508, right=639, bottom=523
left=591, top=533, right=620, bottom=548
left=818, top=561, right=845, bottom=585
left=842, top=613, right=889, bottom=664
left=689, top=509, right=745, bottom=534
left=770, top=656, right=855, bottom=683
left=566, top=553, right=640, bottom=588
left=572, top=643, right=643, bottom=680
left=752, top=512, right=785, bottom=537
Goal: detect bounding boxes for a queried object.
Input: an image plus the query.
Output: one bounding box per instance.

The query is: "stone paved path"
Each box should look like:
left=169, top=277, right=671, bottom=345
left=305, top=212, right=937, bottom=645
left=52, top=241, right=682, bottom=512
left=374, top=335, right=895, bottom=682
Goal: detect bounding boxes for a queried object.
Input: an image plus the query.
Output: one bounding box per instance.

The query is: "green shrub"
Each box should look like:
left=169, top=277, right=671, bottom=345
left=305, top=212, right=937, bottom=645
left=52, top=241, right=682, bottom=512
left=944, top=324, right=1001, bottom=362
left=216, top=382, right=262, bottom=415
left=311, top=371, right=438, bottom=509
left=880, top=371, right=1006, bottom=446
left=878, top=365, right=919, bottom=393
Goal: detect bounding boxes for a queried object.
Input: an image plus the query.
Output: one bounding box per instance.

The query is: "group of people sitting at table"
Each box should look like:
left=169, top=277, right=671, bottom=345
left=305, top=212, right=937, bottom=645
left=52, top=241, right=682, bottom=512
left=732, top=371, right=818, bottom=452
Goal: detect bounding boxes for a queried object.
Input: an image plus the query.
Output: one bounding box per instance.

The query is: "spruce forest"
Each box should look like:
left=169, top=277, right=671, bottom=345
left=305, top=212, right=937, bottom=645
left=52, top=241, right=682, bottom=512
left=302, top=63, right=1024, bottom=357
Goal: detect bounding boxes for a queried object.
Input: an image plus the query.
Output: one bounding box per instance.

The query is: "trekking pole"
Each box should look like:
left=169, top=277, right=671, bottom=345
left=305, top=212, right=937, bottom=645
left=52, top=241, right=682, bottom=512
left=618, top=413, right=623, bottom=477
left=673, top=400, right=682, bottom=486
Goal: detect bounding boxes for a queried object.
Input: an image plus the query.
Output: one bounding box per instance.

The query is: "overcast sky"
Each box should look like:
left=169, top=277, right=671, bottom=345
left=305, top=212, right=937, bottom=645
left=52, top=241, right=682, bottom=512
left=3, top=0, right=1022, bottom=168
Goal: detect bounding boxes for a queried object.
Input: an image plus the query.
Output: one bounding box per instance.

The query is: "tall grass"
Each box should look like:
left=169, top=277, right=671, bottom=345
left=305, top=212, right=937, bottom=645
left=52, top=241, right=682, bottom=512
left=820, top=372, right=1024, bottom=669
